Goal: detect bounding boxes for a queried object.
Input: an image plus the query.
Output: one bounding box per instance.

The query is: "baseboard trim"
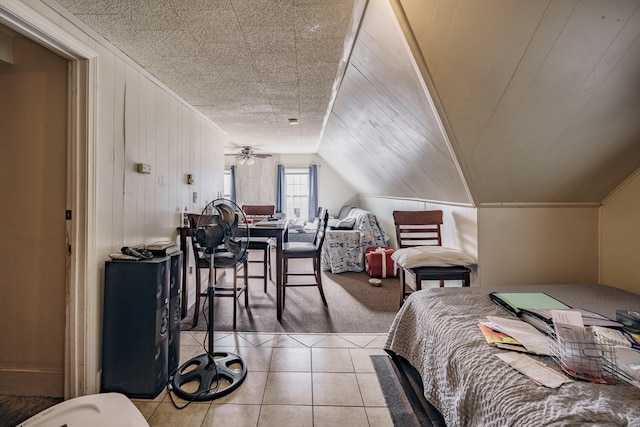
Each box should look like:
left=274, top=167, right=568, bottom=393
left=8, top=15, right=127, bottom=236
left=0, top=368, right=63, bottom=397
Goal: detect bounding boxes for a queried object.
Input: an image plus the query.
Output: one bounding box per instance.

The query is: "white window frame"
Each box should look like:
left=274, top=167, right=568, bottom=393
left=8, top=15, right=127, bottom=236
left=223, top=169, right=232, bottom=200
left=285, top=167, right=309, bottom=220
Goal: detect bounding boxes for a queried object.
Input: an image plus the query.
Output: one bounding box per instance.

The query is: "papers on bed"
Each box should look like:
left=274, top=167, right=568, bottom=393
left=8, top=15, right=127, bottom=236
left=496, top=352, right=572, bottom=388
left=489, top=292, right=624, bottom=334
left=552, top=317, right=640, bottom=386
left=611, top=346, right=640, bottom=387
left=483, top=310, right=640, bottom=388
left=490, top=292, right=571, bottom=315
left=551, top=322, right=613, bottom=383
left=481, top=316, right=551, bottom=355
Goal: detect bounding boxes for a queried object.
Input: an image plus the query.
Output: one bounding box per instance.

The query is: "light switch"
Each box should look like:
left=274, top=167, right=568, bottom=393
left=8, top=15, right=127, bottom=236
left=193, top=192, right=198, bottom=203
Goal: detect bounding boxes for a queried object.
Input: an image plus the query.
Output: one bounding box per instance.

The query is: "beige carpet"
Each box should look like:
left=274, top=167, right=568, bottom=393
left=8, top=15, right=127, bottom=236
left=181, top=258, right=401, bottom=333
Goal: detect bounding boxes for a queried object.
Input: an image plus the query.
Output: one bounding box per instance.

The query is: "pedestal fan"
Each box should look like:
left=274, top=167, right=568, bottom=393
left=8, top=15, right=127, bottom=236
left=170, top=199, right=249, bottom=401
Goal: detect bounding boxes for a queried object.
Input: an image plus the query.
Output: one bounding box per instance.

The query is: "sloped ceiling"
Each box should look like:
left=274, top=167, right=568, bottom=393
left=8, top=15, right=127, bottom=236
left=320, top=0, right=472, bottom=204
left=321, top=0, right=640, bottom=205
left=41, top=0, right=640, bottom=205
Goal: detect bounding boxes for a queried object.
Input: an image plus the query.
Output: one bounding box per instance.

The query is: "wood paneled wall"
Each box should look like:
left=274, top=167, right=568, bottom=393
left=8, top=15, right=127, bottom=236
left=95, top=46, right=226, bottom=257
left=1, top=2, right=226, bottom=396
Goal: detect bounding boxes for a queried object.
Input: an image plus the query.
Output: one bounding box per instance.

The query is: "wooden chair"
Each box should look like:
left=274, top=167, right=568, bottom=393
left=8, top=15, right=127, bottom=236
left=392, top=210, right=471, bottom=307
left=281, top=207, right=329, bottom=309
left=242, top=204, right=276, bottom=217
left=188, top=214, right=248, bottom=329
left=242, top=205, right=275, bottom=292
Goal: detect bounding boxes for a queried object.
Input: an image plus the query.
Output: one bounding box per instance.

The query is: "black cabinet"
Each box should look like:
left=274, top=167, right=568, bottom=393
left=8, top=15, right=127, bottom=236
left=168, top=252, right=182, bottom=374
left=102, top=253, right=181, bottom=398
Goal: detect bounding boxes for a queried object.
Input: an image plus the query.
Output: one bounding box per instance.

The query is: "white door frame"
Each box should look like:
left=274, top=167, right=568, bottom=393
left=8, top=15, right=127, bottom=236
left=0, top=0, right=97, bottom=398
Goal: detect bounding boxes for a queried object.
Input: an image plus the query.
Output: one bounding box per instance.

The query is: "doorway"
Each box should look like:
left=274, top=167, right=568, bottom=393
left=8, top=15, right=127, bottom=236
left=0, top=23, right=68, bottom=397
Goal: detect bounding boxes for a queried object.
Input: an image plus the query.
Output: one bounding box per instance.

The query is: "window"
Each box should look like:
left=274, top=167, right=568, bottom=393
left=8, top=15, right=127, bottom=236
left=223, top=169, right=232, bottom=199
left=285, top=168, right=309, bottom=220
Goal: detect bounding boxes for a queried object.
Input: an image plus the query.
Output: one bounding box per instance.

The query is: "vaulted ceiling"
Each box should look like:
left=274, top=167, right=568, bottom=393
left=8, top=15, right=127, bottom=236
left=322, top=0, right=640, bottom=206
left=53, top=0, right=640, bottom=206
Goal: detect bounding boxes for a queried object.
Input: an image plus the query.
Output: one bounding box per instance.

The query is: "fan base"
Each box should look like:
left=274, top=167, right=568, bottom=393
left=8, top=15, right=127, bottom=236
left=170, top=352, right=247, bottom=401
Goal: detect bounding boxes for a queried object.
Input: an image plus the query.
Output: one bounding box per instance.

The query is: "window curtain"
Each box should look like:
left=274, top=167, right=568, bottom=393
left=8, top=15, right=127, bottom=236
left=276, top=164, right=285, bottom=214
left=308, top=164, right=318, bottom=221
left=230, top=165, right=237, bottom=203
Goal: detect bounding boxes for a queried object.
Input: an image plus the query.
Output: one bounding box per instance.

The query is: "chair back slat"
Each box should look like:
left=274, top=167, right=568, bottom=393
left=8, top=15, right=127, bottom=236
left=242, top=205, right=275, bottom=217
left=314, top=207, right=329, bottom=251
left=393, top=210, right=444, bottom=248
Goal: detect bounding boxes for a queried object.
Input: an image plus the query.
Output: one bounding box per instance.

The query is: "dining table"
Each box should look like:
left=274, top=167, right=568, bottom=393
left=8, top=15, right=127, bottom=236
left=177, top=217, right=290, bottom=321
left=249, top=218, right=289, bottom=321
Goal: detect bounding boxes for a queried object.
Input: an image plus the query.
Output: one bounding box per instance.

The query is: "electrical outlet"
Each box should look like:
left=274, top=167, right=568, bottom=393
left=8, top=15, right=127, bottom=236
left=193, top=191, right=198, bottom=203
left=189, top=266, right=193, bottom=275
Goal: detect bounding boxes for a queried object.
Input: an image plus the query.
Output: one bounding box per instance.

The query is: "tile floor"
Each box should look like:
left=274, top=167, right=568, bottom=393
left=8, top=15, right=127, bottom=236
left=131, top=331, right=393, bottom=427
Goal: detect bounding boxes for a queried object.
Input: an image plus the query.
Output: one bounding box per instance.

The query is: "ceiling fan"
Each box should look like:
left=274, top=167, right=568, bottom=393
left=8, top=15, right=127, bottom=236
left=229, top=146, right=272, bottom=165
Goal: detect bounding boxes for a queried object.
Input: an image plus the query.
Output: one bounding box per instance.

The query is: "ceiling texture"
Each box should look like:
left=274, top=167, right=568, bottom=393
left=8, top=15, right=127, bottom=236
left=51, top=0, right=640, bottom=206
left=54, top=0, right=361, bottom=155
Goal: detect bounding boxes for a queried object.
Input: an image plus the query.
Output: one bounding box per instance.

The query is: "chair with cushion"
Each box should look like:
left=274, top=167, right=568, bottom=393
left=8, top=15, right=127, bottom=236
left=242, top=205, right=275, bottom=293
left=281, top=207, right=329, bottom=309
left=392, top=210, right=476, bottom=307
left=188, top=214, right=249, bottom=329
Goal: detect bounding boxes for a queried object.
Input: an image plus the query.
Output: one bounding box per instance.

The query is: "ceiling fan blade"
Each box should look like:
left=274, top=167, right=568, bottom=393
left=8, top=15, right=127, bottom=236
left=254, top=154, right=272, bottom=158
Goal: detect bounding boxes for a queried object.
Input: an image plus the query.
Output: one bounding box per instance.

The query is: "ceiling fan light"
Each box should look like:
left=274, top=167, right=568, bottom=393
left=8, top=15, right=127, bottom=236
left=238, top=157, right=246, bottom=165
left=247, top=157, right=255, bottom=166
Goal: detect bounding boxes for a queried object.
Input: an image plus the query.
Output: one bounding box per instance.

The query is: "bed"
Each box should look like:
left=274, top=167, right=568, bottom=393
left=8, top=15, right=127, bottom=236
left=384, top=284, right=640, bottom=426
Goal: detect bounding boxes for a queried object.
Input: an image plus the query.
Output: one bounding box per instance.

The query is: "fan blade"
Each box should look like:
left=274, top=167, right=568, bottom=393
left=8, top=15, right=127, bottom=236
left=201, top=214, right=219, bottom=225
left=224, top=236, right=242, bottom=254
left=254, top=154, right=272, bottom=158
left=217, top=203, right=237, bottom=225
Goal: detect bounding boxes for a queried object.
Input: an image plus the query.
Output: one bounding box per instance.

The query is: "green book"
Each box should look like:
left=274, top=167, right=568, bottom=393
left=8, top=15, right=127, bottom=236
left=489, top=292, right=571, bottom=315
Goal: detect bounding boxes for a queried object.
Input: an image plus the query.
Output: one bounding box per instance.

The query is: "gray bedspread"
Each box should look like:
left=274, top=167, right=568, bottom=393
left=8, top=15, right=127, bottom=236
left=384, top=284, right=640, bottom=427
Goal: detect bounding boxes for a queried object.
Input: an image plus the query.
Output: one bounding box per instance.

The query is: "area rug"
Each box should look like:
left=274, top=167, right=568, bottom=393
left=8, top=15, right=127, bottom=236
left=181, top=259, right=400, bottom=333
left=0, top=395, right=62, bottom=427
left=371, top=355, right=446, bottom=427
